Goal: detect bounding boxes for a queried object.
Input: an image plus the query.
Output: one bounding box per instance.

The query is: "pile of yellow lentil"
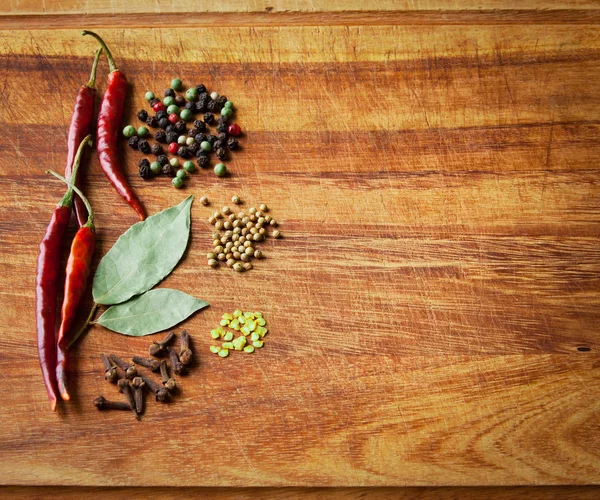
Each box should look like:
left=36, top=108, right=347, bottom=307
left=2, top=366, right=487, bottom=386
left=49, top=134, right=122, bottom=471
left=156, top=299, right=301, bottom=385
left=210, top=310, right=268, bottom=357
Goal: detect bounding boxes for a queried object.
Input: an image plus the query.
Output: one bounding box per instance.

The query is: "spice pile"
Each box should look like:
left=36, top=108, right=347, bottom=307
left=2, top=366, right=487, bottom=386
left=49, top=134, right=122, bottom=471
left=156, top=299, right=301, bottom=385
left=95, top=331, right=193, bottom=418
left=123, top=78, right=242, bottom=188
left=210, top=311, right=268, bottom=358
left=205, top=196, right=282, bottom=272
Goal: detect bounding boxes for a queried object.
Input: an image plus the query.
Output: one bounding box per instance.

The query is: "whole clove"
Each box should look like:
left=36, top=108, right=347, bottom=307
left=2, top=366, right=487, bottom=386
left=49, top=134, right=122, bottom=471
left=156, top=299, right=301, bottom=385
left=118, top=379, right=139, bottom=418
left=168, top=346, right=187, bottom=376
left=149, top=331, right=175, bottom=357
left=93, top=396, right=131, bottom=411
left=179, top=330, right=193, bottom=366
left=100, top=353, right=119, bottom=383
left=132, top=356, right=161, bottom=372
left=159, top=359, right=177, bottom=392
left=109, top=354, right=138, bottom=379
left=139, top=374, right=169, bottom=402
left=131, top=377, right=146, bottom=415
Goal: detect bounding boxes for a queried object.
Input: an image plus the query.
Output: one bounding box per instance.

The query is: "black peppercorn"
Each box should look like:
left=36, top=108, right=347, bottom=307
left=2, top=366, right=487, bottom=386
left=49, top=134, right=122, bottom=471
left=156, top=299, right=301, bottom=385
left=203, top=113, right=214, bottom=125
left=197, top=155, right=209, bottom=168
left=177, top=146, right=190, bottom=158
left=151, top=143, right=164, bottom=155
left=139, top=164, right=152, bottom=179
left=157, top=155, right=169, bottom=166
left=138, top=139, right=151, bottom=154
left=216, top=95, right=227, bottom=107
left=227, top=137, right=239, bottom=150
left=164, top=88, right=175, bottom=98
left=174, top=95, right=186, bottom=107
left=216, top=147, right=227, bottom=160
left=207, top=135, right=217, bottom=145
left=155, top=131, right=166, bottom=143
left=188, top=142, right=199, bottom=155
left=194, top=133, right=207, bottom=144
left=217, top=132, right=227, bottom=141
left=146, top=116, right=159, bottom=128
left=193, top=120, right=207, bottom=132
left=128, top=136, right=140, bottom=149
left=196, top=84, right=206, bottom=93
left=158, top=118, right=170, bottom=130
left=184, top=101, right=195, bottom=111
left=174, top=121, right=187, bottom=134
left=165, top=124, right=175, bottom=133
left=166, top=131, right=178, bottom=144
left=207, top=99, right=220, bottom=112
left=138, top=158, right=150, bottom=169
left=188, top=128, right=199, bottom=137
left=196, top=149, right=208, bottom=158
left=162, top=163, right=175, bottom=177
left=213, top=139, right=225, bottom=150
left=156, top=110, right=168, bottom=121
left=149, top=98, right=160, bottom=107
left=216, top=122, right=228, bottom=134
left=137, top=109, right=149, bottom=122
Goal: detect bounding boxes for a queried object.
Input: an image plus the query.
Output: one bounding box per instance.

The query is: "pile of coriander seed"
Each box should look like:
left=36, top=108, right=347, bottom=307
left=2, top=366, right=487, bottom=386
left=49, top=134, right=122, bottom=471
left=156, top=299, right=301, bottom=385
left=205, top=196, right=281, bottom=272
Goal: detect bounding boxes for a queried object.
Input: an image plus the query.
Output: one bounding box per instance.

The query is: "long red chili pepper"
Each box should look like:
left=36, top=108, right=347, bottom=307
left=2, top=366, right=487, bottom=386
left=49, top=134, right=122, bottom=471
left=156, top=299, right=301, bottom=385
left=36, top=135, right=92, bottom=411
left=82, top=30, right=146, bottom=220
left=65, top=48, right=102, bottom=227
left=48, top=170, right=96, bottom=401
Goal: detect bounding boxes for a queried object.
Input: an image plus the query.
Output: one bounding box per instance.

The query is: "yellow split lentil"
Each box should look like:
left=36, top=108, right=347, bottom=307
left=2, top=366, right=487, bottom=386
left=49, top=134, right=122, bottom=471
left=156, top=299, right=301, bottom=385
left=210, top=310, right=269, bottom=357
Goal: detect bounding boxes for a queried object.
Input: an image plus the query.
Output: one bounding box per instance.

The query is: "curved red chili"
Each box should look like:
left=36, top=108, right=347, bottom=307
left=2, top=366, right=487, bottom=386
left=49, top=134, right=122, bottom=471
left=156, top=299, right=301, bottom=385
left=36, top=135, right=92, bottom=411
left=82, top=30, right=146, bottom=220
left=50, top=170, right=96, bottom=401
left=65, top=48, right=102, bottom=227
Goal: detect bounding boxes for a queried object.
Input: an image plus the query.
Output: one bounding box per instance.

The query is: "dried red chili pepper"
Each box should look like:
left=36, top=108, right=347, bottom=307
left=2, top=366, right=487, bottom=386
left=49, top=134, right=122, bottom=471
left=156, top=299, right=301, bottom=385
left=65, top=48, right=102, bottom=227
left=36, top=135, right=92, bottom=411
left=48, top=169, right=97, bottom=401
left=82, top=30, right=146, bottom=220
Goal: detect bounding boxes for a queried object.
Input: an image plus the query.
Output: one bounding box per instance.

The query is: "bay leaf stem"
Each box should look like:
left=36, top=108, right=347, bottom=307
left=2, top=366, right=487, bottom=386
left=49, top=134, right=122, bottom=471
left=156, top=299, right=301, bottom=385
left=68, top=303, right=99, bottom=348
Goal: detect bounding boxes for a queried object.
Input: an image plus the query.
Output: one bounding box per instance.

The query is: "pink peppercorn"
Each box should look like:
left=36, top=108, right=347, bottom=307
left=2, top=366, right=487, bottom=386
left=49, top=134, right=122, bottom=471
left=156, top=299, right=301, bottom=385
left=227, top=123, right=241, bottom=136
left=168, top=113, right=179, bottom=124
left=168, top=142, right=178, bottom=154
left=153, top=102, right=166, bottom=112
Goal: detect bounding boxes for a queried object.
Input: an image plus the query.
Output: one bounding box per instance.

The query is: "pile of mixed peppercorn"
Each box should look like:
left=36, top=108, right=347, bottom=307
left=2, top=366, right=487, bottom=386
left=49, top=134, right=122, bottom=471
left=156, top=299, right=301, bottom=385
left=123, top=78, right=242, bottom=188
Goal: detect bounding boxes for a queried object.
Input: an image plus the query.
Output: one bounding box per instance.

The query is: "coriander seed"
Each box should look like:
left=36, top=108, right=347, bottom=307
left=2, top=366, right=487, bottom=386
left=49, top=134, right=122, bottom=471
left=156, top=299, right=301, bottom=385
left=273, top=230, right=281, bottom=238
left=232, top=195, right=241, bottom=204
left=233, top=263, right=244, bottom=272
left=213, top=211, right=223, bottom=219
left=248, top=207, right=256, bottom=215
left=215, top=221, right=224, bottom=230
left=243, top=262, right=253, bottom=271
left=245, top=247, right=254, bottom=255
left=227, top=259, right=235, bottom=267
left=260, top=204, right=268, bottom=212
left=253, top=233, right=263, bottom=242
left=254, top=250, right=263, bottom=259
left=265, top=215, right=272, bottom=223
left=213, top=239, right=220, bottom=247
left=217, top=253, right=226, bottom=261
left=212, top=232, right=220, bottom=239
left=224, top=221, right=232, bottom=230
left=233, top=251, right=241, bottom=259
left=208, top=259, right=218, bottom=267
left=200, top=196, right=209, bottom=206
left=209, top=217, right=216, bottom=225
left=215, top=245, right=224, bottom=254
left=259, top=228, right=266, bottom=235
left=240, top=253, right=249, bottom=262
left=222, top=206, right=231, bottom=215
left=207, top=252, right=216, bottom=259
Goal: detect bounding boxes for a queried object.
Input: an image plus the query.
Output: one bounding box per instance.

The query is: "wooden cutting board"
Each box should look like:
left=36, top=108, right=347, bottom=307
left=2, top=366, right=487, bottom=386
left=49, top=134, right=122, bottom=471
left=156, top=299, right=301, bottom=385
left=1, top=2, right=600, bottom=489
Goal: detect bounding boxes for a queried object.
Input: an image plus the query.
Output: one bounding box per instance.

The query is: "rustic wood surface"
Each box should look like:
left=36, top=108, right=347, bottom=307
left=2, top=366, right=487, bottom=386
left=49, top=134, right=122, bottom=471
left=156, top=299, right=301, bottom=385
left=1, top=1, right=600, bottom=492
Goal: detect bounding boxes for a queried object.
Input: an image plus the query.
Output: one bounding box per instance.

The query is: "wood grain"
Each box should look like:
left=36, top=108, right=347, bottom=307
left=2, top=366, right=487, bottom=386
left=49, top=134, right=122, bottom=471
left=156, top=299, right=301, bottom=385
left=0, top=17, right=599, bottom=489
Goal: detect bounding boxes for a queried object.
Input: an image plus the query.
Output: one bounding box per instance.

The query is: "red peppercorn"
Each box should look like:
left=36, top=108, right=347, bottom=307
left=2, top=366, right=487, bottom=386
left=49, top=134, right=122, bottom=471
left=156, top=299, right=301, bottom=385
left=168, top=142, right=179, bottom=154
left=153, top=102, right=166, bottom=112
left=228, top=123, right=241, bottom=136
left=168, top=113, right=179, bottom=124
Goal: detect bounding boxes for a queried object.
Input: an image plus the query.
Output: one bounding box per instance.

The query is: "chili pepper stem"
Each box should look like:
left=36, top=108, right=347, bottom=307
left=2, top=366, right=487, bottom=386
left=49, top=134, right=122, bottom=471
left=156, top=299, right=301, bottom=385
left=57, top=134, right=93, bottom=209
left=68, top=303, right=99, bottom=349
left=46, top=169, right=94, bottom=228
left=82, top=30, right=117, bottom=73
left=87, top=48, right=103, bottom=89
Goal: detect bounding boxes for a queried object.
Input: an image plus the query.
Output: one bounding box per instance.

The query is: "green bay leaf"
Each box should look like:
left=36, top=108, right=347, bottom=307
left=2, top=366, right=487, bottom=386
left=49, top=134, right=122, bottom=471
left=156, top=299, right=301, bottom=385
left=93, top=195, right=193, bottom=305
left=96, top=288, right=209, bottom=336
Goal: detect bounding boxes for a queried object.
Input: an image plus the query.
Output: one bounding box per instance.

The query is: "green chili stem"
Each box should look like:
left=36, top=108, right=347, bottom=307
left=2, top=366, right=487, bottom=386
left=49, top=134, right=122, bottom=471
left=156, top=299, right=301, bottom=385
left=87, top=48, right=103, bottom=89
left=47, top=165, right=95, bottom=228
left=82, top=30, right=117, bottom=73
left=56, top=134, right=92, bottom=209
left=68, top=303, right=99, bottom=349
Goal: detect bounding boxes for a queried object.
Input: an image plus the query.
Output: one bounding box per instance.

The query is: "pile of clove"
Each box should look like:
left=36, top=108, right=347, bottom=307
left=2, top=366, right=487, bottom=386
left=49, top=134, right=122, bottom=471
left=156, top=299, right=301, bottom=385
left=93, top=330, right=193, bottom=418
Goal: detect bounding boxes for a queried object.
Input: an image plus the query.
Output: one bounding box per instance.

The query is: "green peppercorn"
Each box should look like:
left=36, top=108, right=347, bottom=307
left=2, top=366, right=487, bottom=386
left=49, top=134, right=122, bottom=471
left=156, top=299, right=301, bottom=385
left=150, top=161, right=162, bottom=174
left=180, top=109, right=193, bottom=122
left=214, top=163, right=227, bottom=177
left=221, top=107, right=233, bottom=118
left=224, top=101, right=233, bottom=109
left=137, top=126, right=149, bottom=137
left=172, top=177, right=184, bottom=188
left=201, top=141, right=212, bottom=152
left=185, top=88, right=198, bottom=101
left=183, top=160, right=196, bottom=173
left=163, top=96, right=175, bottom=107
left=167, top=104, right=180, bottom=115
left=145, top=91, right=155, bottom=102
left=176, top=169, right=187, bottom=180
left=122, top=125, right=136, bottom=138
left=171, top=78, right=183, bottom=90
left=170, top=158, right=179, bottom=167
